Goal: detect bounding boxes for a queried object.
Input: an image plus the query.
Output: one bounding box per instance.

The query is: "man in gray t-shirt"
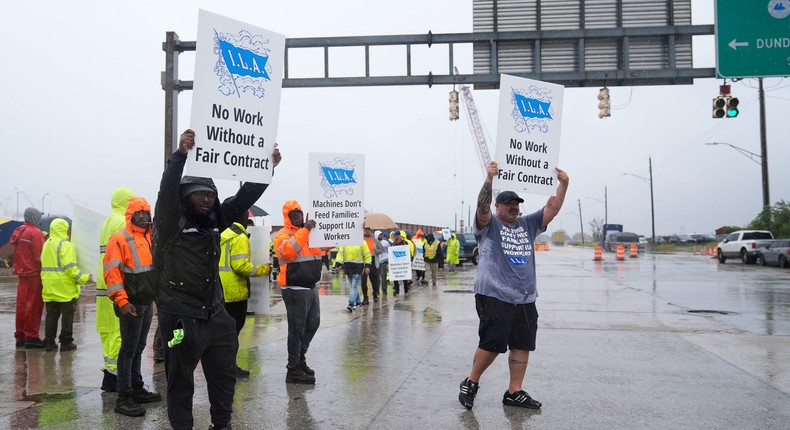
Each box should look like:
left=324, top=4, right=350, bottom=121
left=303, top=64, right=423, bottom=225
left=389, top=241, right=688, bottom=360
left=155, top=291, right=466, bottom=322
left=474, top=206, right=543, bottom=305
left=458, top=160, right=569, bottom=411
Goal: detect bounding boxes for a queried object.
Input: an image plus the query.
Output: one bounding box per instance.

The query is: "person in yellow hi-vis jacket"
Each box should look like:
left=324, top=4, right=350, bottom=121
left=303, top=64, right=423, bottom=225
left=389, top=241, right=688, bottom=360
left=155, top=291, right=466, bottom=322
left=96, top=187, right=135, bottom=392
left=335, top=242, right=372, bottom=311
left=219, top=208, right=269, bottom=379
left=445, top=234, right=461, bottom=272
left=41, top=218, right=91, bottom=352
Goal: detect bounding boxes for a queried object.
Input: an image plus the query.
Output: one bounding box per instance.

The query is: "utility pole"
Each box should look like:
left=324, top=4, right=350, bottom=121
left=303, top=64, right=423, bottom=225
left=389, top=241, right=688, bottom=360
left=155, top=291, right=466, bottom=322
left=759, top=78, right=770, bottom=208
left=578, top=199, right=584, bottom=245
left=649, top=157, right=656, bottom=244
left=622, top=158, right=656, bottom=245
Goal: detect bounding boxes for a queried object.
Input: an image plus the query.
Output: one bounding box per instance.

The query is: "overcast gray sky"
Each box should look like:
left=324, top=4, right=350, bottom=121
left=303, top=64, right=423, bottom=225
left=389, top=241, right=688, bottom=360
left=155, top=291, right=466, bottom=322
left=2, top=0, right=789, bottom=239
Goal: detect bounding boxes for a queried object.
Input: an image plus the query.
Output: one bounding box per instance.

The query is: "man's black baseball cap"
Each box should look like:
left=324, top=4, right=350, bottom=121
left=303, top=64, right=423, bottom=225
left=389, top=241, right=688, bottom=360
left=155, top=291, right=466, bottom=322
left=496, top=191, right=524, bottom=204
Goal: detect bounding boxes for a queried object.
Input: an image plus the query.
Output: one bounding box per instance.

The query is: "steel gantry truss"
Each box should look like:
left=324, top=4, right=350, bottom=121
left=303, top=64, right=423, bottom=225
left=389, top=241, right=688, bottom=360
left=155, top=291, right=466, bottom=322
left=162, top=25, right=716, bottom=160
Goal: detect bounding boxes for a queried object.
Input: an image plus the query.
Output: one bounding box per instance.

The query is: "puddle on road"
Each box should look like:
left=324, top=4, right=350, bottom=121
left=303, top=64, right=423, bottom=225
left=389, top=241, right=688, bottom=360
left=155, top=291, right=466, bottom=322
left=687, top=309, right=737, bottom=315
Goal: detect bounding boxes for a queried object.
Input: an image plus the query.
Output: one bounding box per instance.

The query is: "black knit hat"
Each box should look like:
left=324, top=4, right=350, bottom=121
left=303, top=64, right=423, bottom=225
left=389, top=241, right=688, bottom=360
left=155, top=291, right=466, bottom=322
left=179, top=176, right=217, bottom=199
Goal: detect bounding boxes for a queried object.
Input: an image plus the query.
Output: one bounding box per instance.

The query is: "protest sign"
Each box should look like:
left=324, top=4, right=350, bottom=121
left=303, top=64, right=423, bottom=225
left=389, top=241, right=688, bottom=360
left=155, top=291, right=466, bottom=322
left=308, top=152, right=365, bottom=247
left=72, top=204, right=103, bottom=278
left=247, top=225, right=270, bottom=313
left=188, top=10, right=285, bottom=183
left=493, top=74, right=564, bottom=196
left=388, top=244, right=412, bottom=281
left=413, top=242, right=425, bottom=271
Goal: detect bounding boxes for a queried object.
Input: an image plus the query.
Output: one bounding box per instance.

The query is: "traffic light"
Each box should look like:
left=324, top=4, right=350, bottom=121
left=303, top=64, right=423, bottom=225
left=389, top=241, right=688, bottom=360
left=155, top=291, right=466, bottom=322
left=449, top=89, right=459, bottom=121
left=597, top=87, right=611, bottom=119
left=712, top=96, right=726, bottom=118
left=713, top=83, right=739, bottom=119
left=726, top=96, right=739, bottom=118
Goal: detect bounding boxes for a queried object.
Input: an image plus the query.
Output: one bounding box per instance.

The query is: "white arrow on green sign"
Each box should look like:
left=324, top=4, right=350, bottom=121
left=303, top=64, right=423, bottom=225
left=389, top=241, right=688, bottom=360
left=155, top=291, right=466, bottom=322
left=715, top=0, right=790, bottom=78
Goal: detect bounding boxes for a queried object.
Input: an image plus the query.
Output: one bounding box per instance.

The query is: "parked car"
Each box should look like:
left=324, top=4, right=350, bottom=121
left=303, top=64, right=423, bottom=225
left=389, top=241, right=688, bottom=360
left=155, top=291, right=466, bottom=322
left=717, top=230, right=775, bottom=264
left=668, top=234, right=695, bottom=245
left=689, top=233, right=717, bottom=244
left=456, top=232, right=479, bottom=265
left=757, top=239, right=790, bottom=268
left=434, top=230, right=478, bottom=264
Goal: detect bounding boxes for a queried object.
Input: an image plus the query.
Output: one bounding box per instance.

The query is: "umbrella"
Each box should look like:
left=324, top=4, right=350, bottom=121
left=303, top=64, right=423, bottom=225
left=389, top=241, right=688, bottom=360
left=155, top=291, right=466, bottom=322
left=248, top=205, right=268, bottom=217
left=363, top=212, right=397, bottom=230
left=0, top=219, right=23, bottom=248
left=40, top=214, right=72, bottom=235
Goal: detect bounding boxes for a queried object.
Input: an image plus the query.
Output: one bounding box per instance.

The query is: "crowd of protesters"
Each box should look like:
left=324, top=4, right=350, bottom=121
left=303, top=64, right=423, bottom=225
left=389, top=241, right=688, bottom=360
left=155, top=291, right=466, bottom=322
left=7, top=128, right=505, bottom=428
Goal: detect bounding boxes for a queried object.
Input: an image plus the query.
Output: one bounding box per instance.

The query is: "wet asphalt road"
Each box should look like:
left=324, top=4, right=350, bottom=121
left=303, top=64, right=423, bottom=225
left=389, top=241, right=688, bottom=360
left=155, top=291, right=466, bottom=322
left=0, top=246, right=789, bottom=429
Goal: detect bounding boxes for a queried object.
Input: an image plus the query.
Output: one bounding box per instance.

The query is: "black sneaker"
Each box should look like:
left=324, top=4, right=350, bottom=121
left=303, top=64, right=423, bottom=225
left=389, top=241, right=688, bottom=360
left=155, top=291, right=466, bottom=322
left=131, top=387, right=162, bottom=403
left=101, top=369, right=117, bottom=392
left=236, top=366, right=251, bottom=378
left=115, top=395, right=145, bottom=417
left=25, top=338, right=45, bottom=349
left=286, top=363, right=316, bottom=384
left=15, top=340, right=25, bottom=348
left=458, top=378, right=479, bottom=410
left=502, top=390, right=542, bottom=409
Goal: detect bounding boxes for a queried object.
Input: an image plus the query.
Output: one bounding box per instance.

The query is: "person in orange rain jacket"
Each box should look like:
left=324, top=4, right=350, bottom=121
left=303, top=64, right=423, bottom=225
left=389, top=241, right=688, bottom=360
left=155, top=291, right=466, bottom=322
left=273, top=200, right=322, bottom=384
left=104, top=197, right=162, bottom=417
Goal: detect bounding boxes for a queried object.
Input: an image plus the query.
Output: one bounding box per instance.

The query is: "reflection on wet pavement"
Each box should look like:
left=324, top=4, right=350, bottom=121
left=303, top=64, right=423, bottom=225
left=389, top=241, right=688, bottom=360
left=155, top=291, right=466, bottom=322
left=1, top=247, right=789, bottom=428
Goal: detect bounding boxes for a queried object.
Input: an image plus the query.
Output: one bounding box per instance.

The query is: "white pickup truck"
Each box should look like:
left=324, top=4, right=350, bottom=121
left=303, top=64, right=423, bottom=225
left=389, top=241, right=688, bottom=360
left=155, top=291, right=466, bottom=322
left=717, top=230, right=774, bottom=264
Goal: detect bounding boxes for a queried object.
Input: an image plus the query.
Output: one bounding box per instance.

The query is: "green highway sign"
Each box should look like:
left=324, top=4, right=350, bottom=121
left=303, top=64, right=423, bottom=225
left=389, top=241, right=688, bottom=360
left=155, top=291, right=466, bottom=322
left=715, top=0, right=790, bottom=78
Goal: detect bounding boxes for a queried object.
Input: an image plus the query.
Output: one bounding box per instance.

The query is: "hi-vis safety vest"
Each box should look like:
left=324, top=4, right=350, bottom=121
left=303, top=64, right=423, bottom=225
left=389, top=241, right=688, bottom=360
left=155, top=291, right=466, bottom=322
left=334, top=244, right=372, bottom=265
left=424, top=241, right=440, bottom=259
left=219, top=222, right=255, bottom=303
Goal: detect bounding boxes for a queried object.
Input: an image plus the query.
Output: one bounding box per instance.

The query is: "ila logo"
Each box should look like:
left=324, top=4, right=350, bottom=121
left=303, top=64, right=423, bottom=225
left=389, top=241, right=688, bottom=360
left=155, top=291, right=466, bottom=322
left=213, top=29, right=273, bottom=98
left=319, top=158, right=357, bottom=198
left=510, top=85, right=555, bottom=134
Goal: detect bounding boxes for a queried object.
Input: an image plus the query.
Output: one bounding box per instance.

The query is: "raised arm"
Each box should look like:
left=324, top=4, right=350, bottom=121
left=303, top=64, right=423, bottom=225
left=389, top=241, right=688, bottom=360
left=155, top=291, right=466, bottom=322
left=222, top=144, right=282, bottom=226
left=154, top=129, right=193, bottom=239
left=475, top=161, right=498, bottom=230
left=542, top=167, right=569, bottom=229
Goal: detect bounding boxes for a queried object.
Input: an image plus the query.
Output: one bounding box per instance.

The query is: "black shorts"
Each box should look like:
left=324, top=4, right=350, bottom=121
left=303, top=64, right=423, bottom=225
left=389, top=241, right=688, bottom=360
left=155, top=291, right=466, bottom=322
left=475, top=294, right=538, bottom=353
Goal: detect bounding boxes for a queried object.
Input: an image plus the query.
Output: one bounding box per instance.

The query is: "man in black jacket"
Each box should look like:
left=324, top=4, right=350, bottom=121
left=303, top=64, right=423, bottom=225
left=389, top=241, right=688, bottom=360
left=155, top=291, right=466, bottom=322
left=154, top=129, right=280, bottom=430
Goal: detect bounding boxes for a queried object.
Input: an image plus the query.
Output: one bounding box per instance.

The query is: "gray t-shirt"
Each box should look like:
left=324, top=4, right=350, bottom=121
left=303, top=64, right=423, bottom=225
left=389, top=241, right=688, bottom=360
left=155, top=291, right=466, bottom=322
left=473, top=208, right=545, bottom=304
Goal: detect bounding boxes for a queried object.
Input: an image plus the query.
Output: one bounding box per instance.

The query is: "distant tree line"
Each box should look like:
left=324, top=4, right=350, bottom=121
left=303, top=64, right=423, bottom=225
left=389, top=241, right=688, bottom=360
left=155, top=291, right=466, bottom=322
left=749, top=200, right=790, bottom=238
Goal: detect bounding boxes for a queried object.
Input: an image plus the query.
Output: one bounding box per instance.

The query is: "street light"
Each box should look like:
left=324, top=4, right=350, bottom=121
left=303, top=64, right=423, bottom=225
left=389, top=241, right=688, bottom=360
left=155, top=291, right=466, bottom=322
left=706, top=141, right=769, bottom=208
left=41, top=193, right=50, bottom=214
left=705, top=142, right=760, bottom=165
left=586, top=186, right=608, bottom=227
left=621, top=157, right=656, bottom=244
